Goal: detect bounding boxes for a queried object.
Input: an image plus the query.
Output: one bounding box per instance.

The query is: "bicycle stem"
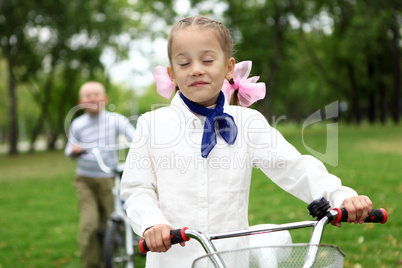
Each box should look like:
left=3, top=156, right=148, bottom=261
left=184, top=229, right=227, bottom=268
left=303, top=210, right=338, bottom=268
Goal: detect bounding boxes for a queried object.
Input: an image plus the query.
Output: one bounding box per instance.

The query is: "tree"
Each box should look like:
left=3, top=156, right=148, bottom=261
left=306, top=0, right=401, bottom=123
left=0, top=0, right=42, bottom=154
left=0, top=0, right=142, bottom=154
left=191, top=0, right=329, bottom=120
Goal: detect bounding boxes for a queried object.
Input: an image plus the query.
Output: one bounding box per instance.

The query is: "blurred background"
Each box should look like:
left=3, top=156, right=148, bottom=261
left=0, top=0, right=401, bottom=267
left=0, top=0, right=401, bottom=154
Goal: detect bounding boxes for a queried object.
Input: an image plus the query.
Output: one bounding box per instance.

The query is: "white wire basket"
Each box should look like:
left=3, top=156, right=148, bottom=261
left=192, top=244, right=345, bottom=268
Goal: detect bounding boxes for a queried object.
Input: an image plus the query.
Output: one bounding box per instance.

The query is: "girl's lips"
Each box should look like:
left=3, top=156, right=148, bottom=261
left=190, top=81, right=208, bottom=87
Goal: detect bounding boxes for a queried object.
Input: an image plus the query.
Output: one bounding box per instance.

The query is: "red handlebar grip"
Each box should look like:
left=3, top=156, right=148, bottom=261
left=181, top=227, right=190, bottom=241
left=333, top=208, right=388, bottom=223
left=138, top=227, right=189, bottom=254
left=139, top=238, right=148, bottom=254
left=333, top=207, right=343, bottom=223
left=379, top=208, right=388, bottom=224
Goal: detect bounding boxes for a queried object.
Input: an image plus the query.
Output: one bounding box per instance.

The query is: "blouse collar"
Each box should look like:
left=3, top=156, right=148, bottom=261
left=170, top=91, right=230, bottom=120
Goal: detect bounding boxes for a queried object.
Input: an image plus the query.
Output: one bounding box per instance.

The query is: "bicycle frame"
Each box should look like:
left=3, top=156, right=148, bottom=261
left=89, top=148, right=135, bottom=268
left=108, top=168, right=135, bottom=265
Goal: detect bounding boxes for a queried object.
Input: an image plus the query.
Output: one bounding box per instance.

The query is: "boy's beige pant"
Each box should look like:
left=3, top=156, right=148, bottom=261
left=74, top=175, right=114, bottom=268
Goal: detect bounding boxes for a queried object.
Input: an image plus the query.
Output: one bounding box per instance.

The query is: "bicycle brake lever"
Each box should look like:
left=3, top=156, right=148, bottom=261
left=308, top=197, right=331, bottom=220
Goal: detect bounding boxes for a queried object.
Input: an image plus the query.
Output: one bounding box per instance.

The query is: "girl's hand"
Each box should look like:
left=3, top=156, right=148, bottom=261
left=143, top=224, right=186, bottom=252
left=333, top=195, right=373, bottom=227
left=71, top=145, right=83, bottom=156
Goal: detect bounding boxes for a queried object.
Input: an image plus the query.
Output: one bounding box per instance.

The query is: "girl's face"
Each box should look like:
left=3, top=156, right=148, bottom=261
left=167, top=26, right=235, bottom=107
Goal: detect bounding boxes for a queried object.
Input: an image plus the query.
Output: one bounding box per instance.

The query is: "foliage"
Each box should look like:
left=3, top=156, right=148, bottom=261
left=106, top=82, right=138, bottom=117
left=1, top=0, right=401, bottom=154
left=0, top=0, right=142, bottom=153
left=136, top=84, right=172, bottom=116
left=310, top=0, right=401, bottom=123
left=190, top=0, right=401, bottom=124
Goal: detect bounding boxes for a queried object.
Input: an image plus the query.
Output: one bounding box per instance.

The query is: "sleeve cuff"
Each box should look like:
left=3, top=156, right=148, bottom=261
left=330, top=188, right=358, bottom=208
left=141, top=215, right=173, bottom=236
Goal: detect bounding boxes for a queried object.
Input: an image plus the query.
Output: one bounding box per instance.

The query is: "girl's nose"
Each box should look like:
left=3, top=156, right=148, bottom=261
left=190, top=62, right=204, bottom=76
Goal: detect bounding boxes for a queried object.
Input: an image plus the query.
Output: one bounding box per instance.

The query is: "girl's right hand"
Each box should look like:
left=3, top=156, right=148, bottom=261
left=143, top=224, right=186, bottom=252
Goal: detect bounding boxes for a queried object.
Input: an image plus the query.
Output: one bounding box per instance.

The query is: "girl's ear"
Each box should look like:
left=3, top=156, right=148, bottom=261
left=226, top=57, right=235, bottom=79
left=167, top=66, right=175, bottom=83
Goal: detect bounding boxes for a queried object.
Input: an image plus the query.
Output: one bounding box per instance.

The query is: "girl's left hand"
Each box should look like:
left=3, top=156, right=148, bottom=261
left=333, top=195, right=373, bottom=227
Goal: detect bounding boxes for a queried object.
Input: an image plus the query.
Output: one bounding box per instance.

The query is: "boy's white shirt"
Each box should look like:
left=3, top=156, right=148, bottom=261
left=121, top=92, right=357, bottom=267
left=65, top=110, right=136, bottom=177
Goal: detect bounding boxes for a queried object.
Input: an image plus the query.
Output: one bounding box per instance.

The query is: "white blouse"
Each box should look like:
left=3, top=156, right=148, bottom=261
left=120, top=92, right=357, bottom=267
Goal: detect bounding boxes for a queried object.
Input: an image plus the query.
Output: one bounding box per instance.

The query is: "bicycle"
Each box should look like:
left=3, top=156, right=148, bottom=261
left=86, top=148, right=141, bottom=268
left=139, top=197, right=387, bottom=267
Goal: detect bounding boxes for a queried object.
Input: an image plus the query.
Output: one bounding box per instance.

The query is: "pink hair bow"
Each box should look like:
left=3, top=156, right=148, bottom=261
left=153, top=66, right=175, bottom=99
left=221, top=61, right=266, bottom=107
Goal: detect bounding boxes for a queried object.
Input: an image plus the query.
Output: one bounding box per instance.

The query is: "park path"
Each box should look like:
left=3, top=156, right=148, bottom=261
left=0, top=139, right=65, bottom=154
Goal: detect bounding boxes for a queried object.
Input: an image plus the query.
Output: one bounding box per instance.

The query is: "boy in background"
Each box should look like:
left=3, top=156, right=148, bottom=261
left=65, top=81, right=135, bottom=268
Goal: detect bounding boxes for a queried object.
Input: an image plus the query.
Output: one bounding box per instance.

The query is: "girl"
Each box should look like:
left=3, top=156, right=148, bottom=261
left=121, top=16, right=372, bottom=267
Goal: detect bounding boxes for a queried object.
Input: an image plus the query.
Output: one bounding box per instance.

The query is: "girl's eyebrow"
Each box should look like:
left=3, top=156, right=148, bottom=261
left=174, top=50, right=218, bottom=59
left=174, top=52, right=188, bottom=58
left=202, top=50, right=218, bottom=56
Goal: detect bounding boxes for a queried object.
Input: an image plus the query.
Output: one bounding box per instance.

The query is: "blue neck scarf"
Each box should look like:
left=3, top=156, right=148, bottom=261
left=180, top=91, right=238, bottom=158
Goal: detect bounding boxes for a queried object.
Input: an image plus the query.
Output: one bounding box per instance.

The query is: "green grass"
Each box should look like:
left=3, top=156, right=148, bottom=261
left=249, top=123, right=402, bottom=267
left=0, top=151, right=80, bottom=267
left=0, top=123, right=401, bottom=267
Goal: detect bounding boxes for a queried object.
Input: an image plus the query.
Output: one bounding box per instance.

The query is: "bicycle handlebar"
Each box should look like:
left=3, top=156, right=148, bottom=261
left=82, top=148, right=114, bottom=173
left=81, top=147, right=127, bottom=174
left=138, top=197, right=388, bottom=254
left=139, top=208, right=388, bottom=254
left=139, top=227, right=189, bottom=254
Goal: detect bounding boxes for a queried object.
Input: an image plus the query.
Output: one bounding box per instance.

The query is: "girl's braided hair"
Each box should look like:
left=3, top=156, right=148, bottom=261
left=167, top=16, right=233, bottom=64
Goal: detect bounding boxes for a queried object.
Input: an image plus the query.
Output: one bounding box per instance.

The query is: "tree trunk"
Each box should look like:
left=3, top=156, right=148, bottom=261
left=368, top=92, right=376, bottom=123
left=347, top=63, right=361, bottom=124
left=367, top=57, right=376, bottom=123
left=29, top=60, right=56, bottom=151
left=259, top=19, right=283, bottom=120
left=47, top=68, right=79, bottom=150
left=6, top=49, right=18, bottom=155
left=391, top=9, right=401, bottom=124
left=47, top=132, right=58, bottom=150
left=377, top=55, right=387, bottom=124
left=379, top=83, right=387, bottom=124
left=29, top=114, right=45, bottom=152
